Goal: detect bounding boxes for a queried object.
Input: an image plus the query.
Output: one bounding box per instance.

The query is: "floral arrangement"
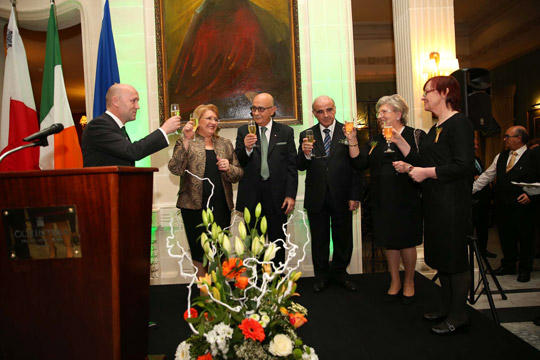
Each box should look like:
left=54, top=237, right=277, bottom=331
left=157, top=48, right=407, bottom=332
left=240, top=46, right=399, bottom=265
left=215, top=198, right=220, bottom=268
left=172, top=204, right=318, bottom=360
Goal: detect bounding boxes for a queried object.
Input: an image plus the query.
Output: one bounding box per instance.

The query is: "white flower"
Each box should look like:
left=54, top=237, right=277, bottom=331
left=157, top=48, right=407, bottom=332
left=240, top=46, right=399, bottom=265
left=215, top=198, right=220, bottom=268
left=260, top=314, right=271, bottom=328
left=302, top=345, right=319, bottom=360
left=269, top=334, right=293, bottom=357
left=249, top=313, right=261, bottom=322
left=175, top=341, right=191, bottom=360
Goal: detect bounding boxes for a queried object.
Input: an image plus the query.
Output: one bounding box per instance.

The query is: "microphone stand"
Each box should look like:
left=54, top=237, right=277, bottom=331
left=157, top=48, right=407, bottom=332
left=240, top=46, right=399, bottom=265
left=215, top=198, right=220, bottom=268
left=0, top=137, right=48, bottom=165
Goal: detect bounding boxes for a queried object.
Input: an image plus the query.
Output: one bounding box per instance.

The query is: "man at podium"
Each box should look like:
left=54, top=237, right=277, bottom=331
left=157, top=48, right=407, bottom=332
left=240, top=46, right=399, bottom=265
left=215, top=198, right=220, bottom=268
left=82, top=84, right=181, bottom=166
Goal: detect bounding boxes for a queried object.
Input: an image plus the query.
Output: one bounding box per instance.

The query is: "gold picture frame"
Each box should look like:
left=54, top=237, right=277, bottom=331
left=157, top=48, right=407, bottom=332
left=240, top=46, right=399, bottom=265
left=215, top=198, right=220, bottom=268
left=154, top=0, right=302, bottom=127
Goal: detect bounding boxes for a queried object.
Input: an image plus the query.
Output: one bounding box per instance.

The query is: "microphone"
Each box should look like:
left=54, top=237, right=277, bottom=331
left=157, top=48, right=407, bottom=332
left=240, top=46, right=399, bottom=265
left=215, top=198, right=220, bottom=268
left=23, top=123, right=64, bottom=142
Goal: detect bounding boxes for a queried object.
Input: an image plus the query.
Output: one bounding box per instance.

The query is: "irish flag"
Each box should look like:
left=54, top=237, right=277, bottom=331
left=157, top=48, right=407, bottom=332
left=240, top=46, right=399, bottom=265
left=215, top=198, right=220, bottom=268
left=39, top=3, right=83, bottom=169
left=0, top=5, right=39, bottom=171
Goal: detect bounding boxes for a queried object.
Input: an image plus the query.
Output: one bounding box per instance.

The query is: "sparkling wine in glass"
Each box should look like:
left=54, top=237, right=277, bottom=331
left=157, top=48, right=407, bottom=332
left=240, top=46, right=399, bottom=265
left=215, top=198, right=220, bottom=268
left=248, top=119, right=257, bottom=135
left=170, top=103, right=180, bottom=117
left=306, top=129, right=314, bottom=143
left=345, top=120, right=354, bottom=134
left=170, top=104, right=180, bottom=134
left=383, top=125, right=394, bottom=153
left=248, top=119, right=258, bottom=147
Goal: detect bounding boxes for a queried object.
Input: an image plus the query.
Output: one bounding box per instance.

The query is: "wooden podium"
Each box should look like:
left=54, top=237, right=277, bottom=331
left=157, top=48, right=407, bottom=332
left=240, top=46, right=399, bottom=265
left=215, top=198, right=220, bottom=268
left=0, top=167, right=156, bottom=359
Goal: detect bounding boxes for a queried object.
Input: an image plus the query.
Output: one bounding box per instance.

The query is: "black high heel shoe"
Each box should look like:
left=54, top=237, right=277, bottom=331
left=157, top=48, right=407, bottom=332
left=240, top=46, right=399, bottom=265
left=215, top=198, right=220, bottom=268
left=401, top=293, right=415, bottom=305
left=385, top=290, right=401, bottom=303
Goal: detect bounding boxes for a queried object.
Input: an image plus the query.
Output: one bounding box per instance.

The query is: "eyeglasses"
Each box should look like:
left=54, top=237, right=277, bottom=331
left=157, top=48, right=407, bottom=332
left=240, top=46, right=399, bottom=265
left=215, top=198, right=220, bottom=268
left=422, top=89, right=437, bottom=96
left=503, top=134, right=519, bottom=139
left=250, top=106, right=273, bottom=113
left=202, top=116, right=219, bottom=122
left=376, top=109, right=393, bottom=117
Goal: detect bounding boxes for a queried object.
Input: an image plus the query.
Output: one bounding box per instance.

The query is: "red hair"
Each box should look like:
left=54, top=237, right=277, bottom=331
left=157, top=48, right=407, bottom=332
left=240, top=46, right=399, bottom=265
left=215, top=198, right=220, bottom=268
left=424, top=76, right=461, bottom=111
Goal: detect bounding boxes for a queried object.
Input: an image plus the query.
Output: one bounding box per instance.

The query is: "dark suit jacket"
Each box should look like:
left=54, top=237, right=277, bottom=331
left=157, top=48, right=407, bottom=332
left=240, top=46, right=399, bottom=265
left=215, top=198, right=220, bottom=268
left=235, top=121, right=298, bottom=212
left=297, top=121, right=361, bottom=212
left=495, top=149, right=537, bottom=205
left=81, top=113, right=168, bottom=167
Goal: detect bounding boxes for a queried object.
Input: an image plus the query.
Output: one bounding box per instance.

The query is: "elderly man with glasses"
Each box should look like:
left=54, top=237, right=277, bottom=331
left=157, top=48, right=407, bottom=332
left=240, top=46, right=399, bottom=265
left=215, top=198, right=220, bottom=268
left=473, top=126, right=538, bottom=282
left=235, top=93, right=298, bottom=265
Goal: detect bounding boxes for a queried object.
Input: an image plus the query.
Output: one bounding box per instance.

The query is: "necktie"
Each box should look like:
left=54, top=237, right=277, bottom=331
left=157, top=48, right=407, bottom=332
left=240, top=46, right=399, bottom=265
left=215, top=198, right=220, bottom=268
left=474, top=159, right=483, bottom=174
left=260, top=126, right=270, bottom=180
left=323, top=128, right=331, bottom=156
left=121, top=127, right=131, bottom=142
left=506, top=151, right=517, bottom=172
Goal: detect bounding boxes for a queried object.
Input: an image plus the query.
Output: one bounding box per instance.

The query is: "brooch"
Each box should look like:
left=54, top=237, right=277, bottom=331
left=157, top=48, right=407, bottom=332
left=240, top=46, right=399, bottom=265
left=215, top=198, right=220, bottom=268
left=369, top=140, right=378, bottom=155
left=435, top=127, right=443, bottom=143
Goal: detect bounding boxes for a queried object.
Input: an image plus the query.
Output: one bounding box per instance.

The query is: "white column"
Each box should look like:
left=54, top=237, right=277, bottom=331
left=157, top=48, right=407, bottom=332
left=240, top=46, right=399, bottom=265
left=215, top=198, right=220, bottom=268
left=392, top=0, right=457, bottom=131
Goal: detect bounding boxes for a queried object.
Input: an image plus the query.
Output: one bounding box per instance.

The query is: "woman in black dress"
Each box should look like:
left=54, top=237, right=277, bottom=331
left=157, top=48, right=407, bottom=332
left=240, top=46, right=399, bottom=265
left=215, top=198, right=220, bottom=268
left=168, top=104, right=243, bottom=276
left=392, top=76, right=475, bottom=334
left=347, top=94, right=424, bottom=304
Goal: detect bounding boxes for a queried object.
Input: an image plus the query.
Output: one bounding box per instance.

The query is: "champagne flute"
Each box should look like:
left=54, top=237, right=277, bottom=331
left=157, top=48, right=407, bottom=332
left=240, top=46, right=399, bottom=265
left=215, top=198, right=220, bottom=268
left=345, top=119, right=354, bottom=134
left=306, top=129, right=314, bottom=143
left=170, top=103, right=180, bottom=117
left=248, top=119, right=258, bottom=147
left=170, top=103, right=180, bottom=134
left=383, top=124, right=394, bottom=153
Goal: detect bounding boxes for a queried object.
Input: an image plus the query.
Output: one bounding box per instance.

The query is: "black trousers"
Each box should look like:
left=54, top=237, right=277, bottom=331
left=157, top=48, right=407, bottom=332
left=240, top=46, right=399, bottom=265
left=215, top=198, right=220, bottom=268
left=244, top=179, right=288, bottom=265
left=495, top=202, right=535, bottom=271
left=308, top=188, right=353, bottom=283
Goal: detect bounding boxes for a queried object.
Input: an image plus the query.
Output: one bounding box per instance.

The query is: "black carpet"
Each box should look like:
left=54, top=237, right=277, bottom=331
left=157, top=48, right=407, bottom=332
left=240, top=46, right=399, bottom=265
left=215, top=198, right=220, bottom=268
left=148, top=272, right=540, bottom=360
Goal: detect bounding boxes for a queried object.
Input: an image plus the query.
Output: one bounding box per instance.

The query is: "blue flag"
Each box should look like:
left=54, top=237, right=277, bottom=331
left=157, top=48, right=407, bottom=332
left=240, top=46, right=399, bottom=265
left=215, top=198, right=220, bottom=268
left=92, top=0, right=120, bottom=118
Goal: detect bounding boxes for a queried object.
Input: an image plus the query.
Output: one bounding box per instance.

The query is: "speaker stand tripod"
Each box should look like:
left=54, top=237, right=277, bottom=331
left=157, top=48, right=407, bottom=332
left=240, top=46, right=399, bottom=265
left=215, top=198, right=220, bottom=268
left=467, top=233, right=507, bottom=324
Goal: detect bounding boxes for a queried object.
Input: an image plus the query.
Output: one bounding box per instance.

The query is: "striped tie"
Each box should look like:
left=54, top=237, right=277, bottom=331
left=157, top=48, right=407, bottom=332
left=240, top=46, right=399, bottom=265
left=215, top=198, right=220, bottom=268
left=323, top=128, right=331, bottom=156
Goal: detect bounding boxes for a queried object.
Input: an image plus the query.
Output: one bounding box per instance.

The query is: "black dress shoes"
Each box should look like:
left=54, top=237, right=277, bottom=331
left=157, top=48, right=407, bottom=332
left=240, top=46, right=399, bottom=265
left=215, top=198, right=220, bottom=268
left=423, top=311, right=447, bottom=321
left=517, top=270, right=531, bottom=283
left=385, top=291, right=400, bottom=303
left=313, top=281, right=326, bottom=293
left=431, top=320, right=471, bottom=335
left=340, top=280, right=358, bottom=292
left=493, top=266, right=516, bottom=276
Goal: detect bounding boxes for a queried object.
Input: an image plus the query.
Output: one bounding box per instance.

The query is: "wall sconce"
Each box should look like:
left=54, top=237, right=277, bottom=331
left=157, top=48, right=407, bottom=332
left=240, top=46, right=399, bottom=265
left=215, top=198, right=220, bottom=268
left=356, top=115, right=368, bottom=129
left=423, top=52, right=459, bottom=78
left=532, top=102, right=540, bottom=109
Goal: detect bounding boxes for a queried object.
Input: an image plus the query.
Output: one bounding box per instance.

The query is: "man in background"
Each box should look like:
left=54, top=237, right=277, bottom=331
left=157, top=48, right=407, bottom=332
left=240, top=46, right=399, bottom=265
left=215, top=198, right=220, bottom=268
left=473, top=126, right=537, bottom=282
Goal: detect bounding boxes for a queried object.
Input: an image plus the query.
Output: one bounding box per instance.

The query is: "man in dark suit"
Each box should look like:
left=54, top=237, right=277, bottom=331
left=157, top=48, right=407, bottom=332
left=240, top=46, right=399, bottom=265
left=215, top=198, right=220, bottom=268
left=81, top=84, right=181, bottom=167
left=297, top=95, right=361, bottom=292
left=235, top=93, right=298, bottom=265
left=473, top=138, right=496, bottom=258
left=473, top=126, right=537, bottom=282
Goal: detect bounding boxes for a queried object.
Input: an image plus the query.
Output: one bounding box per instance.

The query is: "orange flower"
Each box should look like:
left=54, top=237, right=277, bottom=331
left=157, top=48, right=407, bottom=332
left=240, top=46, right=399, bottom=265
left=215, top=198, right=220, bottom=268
left=222, top=258, right=245, bottom=279
left=238, top=318, right=265, bottom=342
left=235, top=275, right=249, bottom=289
left=184, top=308, right=198, bottom=321
left=197, top=354, right=212, bottom=360
left=289, top=312, right=307, bottom=329
left=197, top=273, right=212, bottom=295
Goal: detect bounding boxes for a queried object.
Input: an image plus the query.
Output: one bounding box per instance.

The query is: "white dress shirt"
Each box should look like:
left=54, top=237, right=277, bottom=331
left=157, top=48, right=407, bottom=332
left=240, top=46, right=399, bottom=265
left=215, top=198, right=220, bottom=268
left=472, top=145, right=527, bottom=194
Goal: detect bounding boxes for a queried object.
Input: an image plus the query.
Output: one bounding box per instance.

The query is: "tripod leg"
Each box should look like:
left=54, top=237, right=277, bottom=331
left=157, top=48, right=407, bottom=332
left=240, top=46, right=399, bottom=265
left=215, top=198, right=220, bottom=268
left=472, top=238, right=500, bottom=324
left=484, top=254, right=508, bottom=300
left=469, top=240, right=475, bottom=303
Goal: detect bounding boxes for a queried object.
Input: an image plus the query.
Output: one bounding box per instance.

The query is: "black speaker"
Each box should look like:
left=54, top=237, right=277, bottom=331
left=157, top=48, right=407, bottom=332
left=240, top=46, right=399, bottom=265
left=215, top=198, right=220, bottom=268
left=451, top=68, right=500, bottom=136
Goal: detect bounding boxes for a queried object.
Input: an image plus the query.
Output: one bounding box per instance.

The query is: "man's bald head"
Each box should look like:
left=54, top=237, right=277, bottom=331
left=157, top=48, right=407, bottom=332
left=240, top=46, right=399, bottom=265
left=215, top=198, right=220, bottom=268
left=105, top=84, right=140, bottom=124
